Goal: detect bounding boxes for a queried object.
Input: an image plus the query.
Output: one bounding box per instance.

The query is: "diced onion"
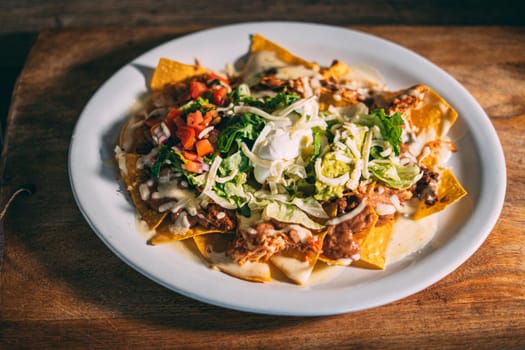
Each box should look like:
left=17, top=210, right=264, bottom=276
left=198, top=126, right=214, bottom=139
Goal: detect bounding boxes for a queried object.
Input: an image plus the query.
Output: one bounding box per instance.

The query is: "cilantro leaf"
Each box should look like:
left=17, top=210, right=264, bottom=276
left=150, top=145, right=184, bottom=179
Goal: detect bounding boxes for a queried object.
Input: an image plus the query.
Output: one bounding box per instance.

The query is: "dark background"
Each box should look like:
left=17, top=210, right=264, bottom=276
left=1, top=0, right=524, bottom=145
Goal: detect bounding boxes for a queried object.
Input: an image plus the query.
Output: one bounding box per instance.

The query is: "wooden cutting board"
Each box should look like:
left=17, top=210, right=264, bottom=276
left=0, top=26, right=524, bottom=349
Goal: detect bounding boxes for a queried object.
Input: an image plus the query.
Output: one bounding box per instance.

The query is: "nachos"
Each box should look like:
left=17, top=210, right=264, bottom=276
left=115, top=34, right=466, bottom=284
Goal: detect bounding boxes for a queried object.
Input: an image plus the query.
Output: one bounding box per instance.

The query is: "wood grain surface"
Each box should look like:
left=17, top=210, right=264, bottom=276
left=1, top=0, right=523, bottom=33
left=0, top=26, right=524, bottom=349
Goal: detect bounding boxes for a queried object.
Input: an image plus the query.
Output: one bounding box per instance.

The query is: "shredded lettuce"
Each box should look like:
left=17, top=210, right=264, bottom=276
left=354, top=109, right=404, bottom=156
left=263, top=201, right=324, bottom=230
left=219, top=151, right=250, bottom=174
left=216, top=113, right=267, bottom=154
left=292, top=197, right=329, bottom=219
left=230, top=87, right=300, bottom=112
left=368, top=160, right=422, bottom=189
left=217, top=90, right=301, bottom=155
left=209, top=151, right=253, bottom=212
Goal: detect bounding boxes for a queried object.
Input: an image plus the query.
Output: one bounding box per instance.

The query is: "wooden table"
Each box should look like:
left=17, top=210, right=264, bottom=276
left=1, top=26, right=524, bottom=349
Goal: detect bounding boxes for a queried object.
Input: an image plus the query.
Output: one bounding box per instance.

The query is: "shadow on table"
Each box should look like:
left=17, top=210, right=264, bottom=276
left=4, top=27, right=317, bottom=332
left=0, top=32, right=37, bottom=147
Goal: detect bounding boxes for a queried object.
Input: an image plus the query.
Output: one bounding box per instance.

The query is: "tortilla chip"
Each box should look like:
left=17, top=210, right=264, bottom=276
left=270, top=232, right=326, bottom=285
left=119, top=153, right=167, bottom=229
left=318, top=254, right=356, bottom=267
left=193, top=234, right=272, bottom=283
left=118, top=116, right=150, bottom=153
left=147, top=219, right=220, bottom=245
left=418, top=140, right=457, bottom=169
left=317, top=61, right=358, bottom=110
left=322, top=60, right=352, bottom=80
left=413, top=168, right=467, bottom=220
left=319, top=210, right=379, bottom=267
left=150, top=58, right=208, bottom=90
left=375, top=84, right=457, bottom=140
left=318, top=92, right=359, bottom=111
left=408, top=84, right=458, bottom=139
left=250, top=33, right=317, bottom=69
left=352, top=216, right=394, bottom=270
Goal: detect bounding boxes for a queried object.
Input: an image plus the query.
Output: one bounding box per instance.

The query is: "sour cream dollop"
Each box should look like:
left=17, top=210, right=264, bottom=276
left=253, top=123, right=306, bottom=184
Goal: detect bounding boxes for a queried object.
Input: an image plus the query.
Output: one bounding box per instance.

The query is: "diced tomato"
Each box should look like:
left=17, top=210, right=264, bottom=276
left=190, top=80, right=207, bottom=99
left=203, top=109, right=217, bottom=125
left=149, top=122, right=161, bottom=135
left=212, top=86, right=228, bottom=106
left=166, top=108, right=183, bottom=135
left=195, top=139, right=214, bottom=157
left=184, top=160, right=202, bottom=173
left=207, top=73, right=230, bottom=86
left=175, top=126, right=196, bottom=150
left=182, top=150, right=199, bottom=161
left=166, top=107, right=182, bottom=121
left=186, top=110, right=204, bottom=129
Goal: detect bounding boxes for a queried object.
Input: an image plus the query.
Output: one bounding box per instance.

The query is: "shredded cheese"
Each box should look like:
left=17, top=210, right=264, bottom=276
left=241, top=143, right=274, bottom=168
left=215, top=168, right=239, bottom=183
left=326, top=199, right=368, bottom=226
left=234, top=106, right=288, bottom=122
left=314, top=157, right=350, bottom=187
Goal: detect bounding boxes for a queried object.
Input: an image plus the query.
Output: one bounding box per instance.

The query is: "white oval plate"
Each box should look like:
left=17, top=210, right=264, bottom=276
left=69, top=22, right=506, bottom=316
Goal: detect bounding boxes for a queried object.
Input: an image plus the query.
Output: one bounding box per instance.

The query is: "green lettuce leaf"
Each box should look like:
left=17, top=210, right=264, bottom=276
left=354, top=109, right=404, bottom=156
left=230, top=87, right=300, bottom=112
left=263, top=201, right=324, bottom=230
left=368, top=160, right=422, bottom=189
left=216, top=113, right=267, bottom=154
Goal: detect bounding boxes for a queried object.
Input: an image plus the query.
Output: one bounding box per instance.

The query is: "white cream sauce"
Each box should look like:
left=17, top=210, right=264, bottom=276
left=386, top=214, right=438, bottom=265
left=208, top=251, right=271, bottom=281
left=153, top=181, right=201, bottom=215
left=343, top=63, right=387, bottom=90
left=114, top=145, right=128, bottom=175
left=270, top=255, right=313, bottom=285
left=242, top=50, right=318, bottom=86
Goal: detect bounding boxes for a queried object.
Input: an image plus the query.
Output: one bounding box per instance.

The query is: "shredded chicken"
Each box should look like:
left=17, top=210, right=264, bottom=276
left=227, top=221, right=322, bottom=265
